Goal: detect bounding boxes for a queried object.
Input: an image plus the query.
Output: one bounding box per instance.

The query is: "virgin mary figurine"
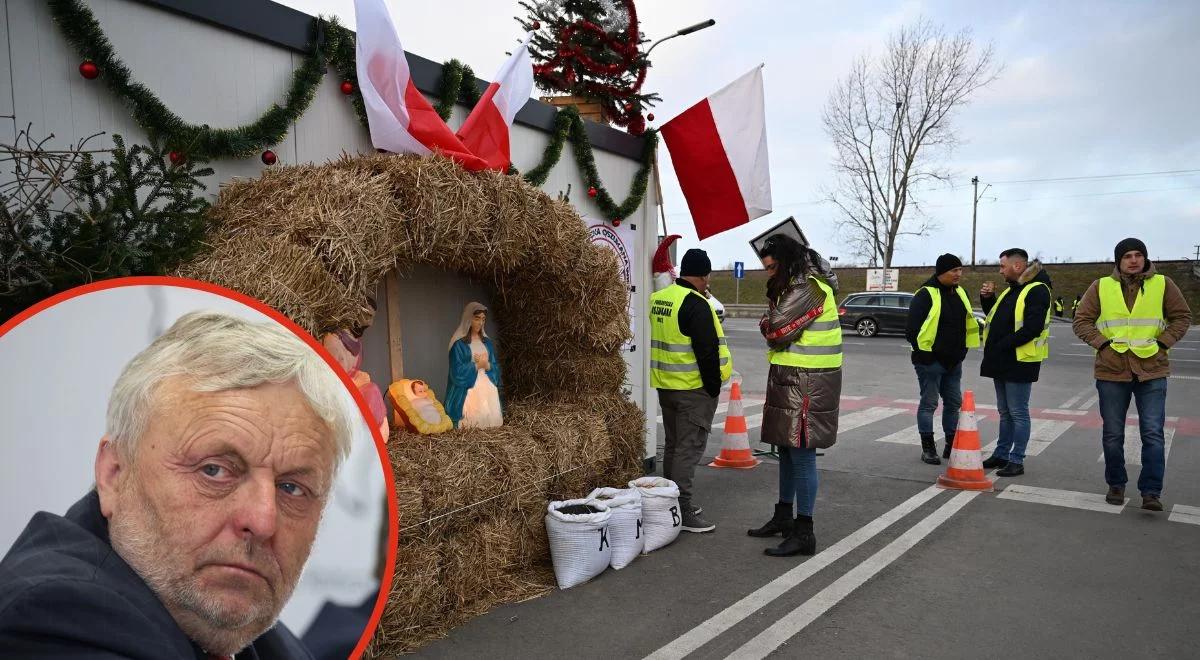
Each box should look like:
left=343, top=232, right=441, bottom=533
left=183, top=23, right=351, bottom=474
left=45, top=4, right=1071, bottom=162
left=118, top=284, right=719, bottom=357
left=445, top=302, right=503, bottom=429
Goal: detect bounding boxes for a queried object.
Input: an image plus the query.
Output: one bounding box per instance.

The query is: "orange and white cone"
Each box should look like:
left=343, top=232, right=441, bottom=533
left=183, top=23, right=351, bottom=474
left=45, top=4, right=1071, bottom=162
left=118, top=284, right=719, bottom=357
left=936, top=390, right=994, bottom=491
left=709, top=377, right=760, bottom=469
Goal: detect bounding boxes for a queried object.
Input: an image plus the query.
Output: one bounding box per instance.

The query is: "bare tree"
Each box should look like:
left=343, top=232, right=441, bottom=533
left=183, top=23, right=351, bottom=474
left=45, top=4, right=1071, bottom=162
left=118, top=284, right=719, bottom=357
left=823, top=19, right=999, bottom=267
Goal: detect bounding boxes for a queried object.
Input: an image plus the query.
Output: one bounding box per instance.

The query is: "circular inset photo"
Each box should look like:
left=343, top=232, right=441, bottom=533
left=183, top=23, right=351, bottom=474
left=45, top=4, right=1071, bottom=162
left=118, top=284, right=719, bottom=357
left=0, top=277, right=395, bottom=659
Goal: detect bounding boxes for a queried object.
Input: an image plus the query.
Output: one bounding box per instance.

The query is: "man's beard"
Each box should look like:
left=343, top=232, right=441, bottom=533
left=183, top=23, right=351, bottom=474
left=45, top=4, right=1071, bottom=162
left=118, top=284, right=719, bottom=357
left=108, top=480, right=295, bottom=655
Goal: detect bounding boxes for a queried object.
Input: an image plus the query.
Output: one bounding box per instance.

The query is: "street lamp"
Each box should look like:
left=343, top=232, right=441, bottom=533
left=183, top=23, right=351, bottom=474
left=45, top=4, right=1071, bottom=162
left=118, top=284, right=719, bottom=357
left=646, top=19, right=716, bottom=57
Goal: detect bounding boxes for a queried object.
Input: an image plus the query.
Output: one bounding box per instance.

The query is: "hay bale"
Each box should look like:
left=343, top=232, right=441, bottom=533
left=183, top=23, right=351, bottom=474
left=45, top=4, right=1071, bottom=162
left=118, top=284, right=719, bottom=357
left=369, top=536, right=447, bottom=657
left=500, top=352, right=627, bottom=401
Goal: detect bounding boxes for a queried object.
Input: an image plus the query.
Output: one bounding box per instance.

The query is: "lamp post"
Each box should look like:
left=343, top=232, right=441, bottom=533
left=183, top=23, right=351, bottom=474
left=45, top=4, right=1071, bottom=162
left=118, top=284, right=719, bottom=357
left=646, top=19, right=716, bottom=57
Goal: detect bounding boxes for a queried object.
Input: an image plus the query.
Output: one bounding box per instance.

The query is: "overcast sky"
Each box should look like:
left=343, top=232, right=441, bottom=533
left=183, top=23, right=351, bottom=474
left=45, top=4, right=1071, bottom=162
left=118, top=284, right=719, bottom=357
left=276, top=0, right=1200, bottom=268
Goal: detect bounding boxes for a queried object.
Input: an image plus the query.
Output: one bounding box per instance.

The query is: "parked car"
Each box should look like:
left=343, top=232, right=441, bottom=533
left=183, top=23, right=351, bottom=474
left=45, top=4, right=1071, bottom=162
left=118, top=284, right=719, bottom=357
left=706, top=290, right=725, bottom=324
left=838, top=291, right=987, bottom=339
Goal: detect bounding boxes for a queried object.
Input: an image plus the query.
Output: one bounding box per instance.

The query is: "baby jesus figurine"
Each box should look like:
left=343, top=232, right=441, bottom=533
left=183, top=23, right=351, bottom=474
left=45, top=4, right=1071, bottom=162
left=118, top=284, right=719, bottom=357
left=386, top=378, right=453, bottom=435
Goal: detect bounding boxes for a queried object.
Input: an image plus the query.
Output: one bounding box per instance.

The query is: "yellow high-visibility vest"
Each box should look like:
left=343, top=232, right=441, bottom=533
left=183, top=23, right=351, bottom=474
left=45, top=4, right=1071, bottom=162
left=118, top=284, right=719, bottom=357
left=1096, top=274, right=1166, bottom=358
left=983, top=282, right=1051, bottom=362
left=649, top=283, right=733, bottom=390
left=914, top=285, right=981, bottom=351
left=768, top=276, right=843, bottom=369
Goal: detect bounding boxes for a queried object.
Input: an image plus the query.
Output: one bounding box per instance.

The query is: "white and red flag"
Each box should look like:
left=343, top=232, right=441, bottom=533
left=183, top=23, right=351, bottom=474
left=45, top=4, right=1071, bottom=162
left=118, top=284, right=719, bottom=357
left=457, top=33, right=535, bottom=171
left=353, top=0, right=487, bottom=170
left=661, top=65, right=771, bottom=240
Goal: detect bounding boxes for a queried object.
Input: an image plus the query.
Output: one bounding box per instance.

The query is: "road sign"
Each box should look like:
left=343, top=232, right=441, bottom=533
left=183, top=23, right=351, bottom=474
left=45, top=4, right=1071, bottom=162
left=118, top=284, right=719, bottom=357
left=866, top=268, right=900, bottom=292
left=733, top=262, right=745, bottom=279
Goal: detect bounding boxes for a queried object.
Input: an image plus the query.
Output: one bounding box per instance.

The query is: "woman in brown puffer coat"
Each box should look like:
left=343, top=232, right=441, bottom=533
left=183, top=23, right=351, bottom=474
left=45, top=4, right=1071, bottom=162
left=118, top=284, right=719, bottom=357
left=748, top=234, right=843, bottom=557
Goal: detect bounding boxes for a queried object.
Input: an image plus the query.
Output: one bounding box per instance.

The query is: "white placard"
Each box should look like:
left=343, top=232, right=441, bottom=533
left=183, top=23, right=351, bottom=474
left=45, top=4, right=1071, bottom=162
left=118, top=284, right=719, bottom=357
left=866, top=268, right=900, bottom=292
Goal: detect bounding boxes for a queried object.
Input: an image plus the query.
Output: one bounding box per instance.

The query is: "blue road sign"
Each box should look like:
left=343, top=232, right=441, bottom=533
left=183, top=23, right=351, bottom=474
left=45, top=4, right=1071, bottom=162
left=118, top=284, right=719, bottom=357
left=734, top=261, right=745, bottom=279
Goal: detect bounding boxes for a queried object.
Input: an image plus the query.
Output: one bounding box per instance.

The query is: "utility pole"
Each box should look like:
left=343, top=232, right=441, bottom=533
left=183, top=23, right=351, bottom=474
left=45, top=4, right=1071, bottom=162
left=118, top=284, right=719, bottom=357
left=971, top=176, right=990, bottom=269
left=1194, top=244, right=1200, bottom=261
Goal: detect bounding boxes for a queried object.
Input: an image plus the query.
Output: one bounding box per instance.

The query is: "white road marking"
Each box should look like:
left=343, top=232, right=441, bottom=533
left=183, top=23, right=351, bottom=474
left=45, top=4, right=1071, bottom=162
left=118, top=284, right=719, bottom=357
left=725, top=491, right=981, bottom=660
left=1042, top=408, right=1090, bottom=416
left=643, top=485, right=948, bottom=660
left=1077, top=393, right=1100, bottom=410
left=981, top=419, right=1075, bottom=457
left=1060, top=385, right=1094, bottom=409
left=1095, top=426, right=1176, bottom=466
left=894, top=399, right=922, bottom=404
left=840, top=395, right=868, bottom=401
left=1170, top=375, right=1200, bottom=381
left=1168, top=504, right=1200, bottom=525
left=875, top=424, right=922, bottom=446
left=998, top=485, right=1126, bottom=514
left=839, top=407, right=908, bottom=431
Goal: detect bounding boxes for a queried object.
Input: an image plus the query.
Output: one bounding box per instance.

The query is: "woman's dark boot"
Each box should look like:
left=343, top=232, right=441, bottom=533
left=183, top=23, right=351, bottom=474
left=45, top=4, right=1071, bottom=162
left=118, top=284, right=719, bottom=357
left=765, top=515, right=816, bottom=557
left=747, top=502, right=794, bottom=537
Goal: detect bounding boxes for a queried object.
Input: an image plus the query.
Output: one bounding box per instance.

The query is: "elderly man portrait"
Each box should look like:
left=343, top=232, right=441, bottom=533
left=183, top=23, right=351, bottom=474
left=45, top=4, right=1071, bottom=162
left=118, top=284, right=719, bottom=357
left=0, top=311, right=354, bottom=659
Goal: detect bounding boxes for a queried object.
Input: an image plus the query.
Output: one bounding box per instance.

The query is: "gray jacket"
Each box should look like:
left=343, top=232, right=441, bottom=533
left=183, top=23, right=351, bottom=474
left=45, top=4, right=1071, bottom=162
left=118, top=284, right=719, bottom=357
left=758, top=270, right=843, bottom=449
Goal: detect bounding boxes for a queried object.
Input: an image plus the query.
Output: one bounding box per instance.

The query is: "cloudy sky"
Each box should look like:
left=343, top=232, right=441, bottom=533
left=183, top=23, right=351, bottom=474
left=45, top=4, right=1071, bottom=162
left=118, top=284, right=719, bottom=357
left=276, top=0, right=1200, bottom=268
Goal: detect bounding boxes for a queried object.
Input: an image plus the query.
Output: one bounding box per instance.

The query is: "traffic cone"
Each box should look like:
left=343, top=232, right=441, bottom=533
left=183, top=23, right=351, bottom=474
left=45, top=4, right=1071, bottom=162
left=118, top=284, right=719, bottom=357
left=936, top=390, right=994, bottom=491
left=709, top=377, right=760, bottom=469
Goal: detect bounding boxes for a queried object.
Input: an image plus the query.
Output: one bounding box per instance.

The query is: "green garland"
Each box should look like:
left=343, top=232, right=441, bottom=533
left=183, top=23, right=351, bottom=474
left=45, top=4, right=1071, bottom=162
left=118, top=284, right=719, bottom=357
left=47, top=0, right=655, bottom=219
left=48, top=0, right=327, bottom=160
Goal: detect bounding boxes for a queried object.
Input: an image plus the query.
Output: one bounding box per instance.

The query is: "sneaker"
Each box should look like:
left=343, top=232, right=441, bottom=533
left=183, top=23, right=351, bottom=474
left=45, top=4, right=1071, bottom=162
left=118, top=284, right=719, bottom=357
left=995, top=462, right=1024, bottom=477
left=1141, top=494, right=1163, bottom=512
left=691, top=505, right=703, bottom=516
left=982, top=456, right=1009, bottom=469
left=1105, top=486, right=1125, bottom=506
left=681, top=511, right=716, bottom=533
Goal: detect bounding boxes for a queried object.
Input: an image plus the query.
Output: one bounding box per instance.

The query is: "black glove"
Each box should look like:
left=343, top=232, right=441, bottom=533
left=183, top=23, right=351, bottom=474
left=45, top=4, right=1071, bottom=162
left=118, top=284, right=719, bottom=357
left=1156, top=340, right=1169, bottom=351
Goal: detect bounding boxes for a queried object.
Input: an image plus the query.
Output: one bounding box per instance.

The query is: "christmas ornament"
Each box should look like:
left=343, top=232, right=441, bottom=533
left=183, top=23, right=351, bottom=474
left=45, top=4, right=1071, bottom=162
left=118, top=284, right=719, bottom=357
left=612, top=218, right=622, bottom=227
left=532, top=20, right=541, bottom=30
left=588, top=186, right=597, bottom=197
left=168, top=151, right=184, bottom=165
left=647, top=113, right=654, bottom=121
left=340, top=80, right=354, bottom=95
left=261, top=150, right=277, bottom=165
left=78, top=60, right=99, bottom=79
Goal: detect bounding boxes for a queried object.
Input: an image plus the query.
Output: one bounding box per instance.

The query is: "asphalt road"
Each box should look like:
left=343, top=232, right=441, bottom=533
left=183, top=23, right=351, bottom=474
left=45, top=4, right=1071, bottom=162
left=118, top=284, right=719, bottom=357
left=415, top=317, right=1200, bottom=659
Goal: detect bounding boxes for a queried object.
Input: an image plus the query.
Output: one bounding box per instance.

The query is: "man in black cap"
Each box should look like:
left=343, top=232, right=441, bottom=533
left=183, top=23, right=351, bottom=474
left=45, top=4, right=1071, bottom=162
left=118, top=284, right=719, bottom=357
left=648, top=248, right=732, bottom=533
left=905, top=253, right=979, bottom=464
left=1073, top=238, right=1192, bottom=510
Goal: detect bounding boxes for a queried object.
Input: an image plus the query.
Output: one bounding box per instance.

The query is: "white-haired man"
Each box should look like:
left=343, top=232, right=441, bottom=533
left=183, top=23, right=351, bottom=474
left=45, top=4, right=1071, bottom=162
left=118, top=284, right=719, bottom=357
left=0, top=311, right=354, bottom=658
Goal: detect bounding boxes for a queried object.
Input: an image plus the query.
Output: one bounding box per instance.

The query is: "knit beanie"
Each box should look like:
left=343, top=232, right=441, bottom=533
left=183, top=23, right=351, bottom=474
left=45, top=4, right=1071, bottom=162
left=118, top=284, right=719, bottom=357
left=680, top=249, right=712, bottom=277
left=935, top=253, right=963, bottom=275
left=1113, top=237, right=1148, bottom=264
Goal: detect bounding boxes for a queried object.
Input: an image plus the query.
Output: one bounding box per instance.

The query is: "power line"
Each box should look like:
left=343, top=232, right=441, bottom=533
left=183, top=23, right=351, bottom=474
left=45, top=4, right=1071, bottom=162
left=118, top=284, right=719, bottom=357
left=987, top=168, right=1200, bottom=185
left=923, top=184, right=1200, bottom=208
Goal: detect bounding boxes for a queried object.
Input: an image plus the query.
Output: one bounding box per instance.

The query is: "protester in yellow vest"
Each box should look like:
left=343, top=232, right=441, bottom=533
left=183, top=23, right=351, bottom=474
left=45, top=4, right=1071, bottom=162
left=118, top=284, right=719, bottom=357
left=1072, top=238, right=1192, bottom=511
left=904, top=254, right=980, bottom=465
left=649, top=248, right=731, bottom=533
left=747, top=234, right=842, bottom=558
left=979, top=248, right=1052, bottom=477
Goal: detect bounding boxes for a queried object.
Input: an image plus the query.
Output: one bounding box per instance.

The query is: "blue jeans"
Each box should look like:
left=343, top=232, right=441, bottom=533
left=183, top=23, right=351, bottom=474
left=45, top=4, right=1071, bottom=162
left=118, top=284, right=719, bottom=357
left=778, top=446, right=818, bottom=516
left=991, top=379, right=1033, bottom=465
left=1097, top=378, right=1168, bottom=496
left=913, top=361, right=963, bottom=438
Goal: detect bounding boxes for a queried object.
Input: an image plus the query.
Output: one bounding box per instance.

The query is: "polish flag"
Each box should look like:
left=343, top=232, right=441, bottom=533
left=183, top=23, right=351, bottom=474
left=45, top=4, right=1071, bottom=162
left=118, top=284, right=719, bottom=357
left=353, top=0, right=487, bottom=170
left=457, top=34, right=535, bottom=171
left=661, top=66, right=771, bottom=240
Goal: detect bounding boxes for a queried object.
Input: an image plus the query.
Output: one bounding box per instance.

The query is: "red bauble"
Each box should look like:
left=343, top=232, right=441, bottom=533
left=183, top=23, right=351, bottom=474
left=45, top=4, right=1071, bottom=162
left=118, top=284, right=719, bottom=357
left=532, top=20, right=541, bottom=30
left=624, top=102, right=633, bottom=112
left=261, top=150, right=277, bottom=165
left=588, top=186, right=598, bottom=198
left=168, top=151, right=184, bottom=165
left=647, top=113, right=655, bottom=121
left=79, top=60, right=99, bottom=80
left=612, top=218, right=622, bottom=227
left=340, top=80, right=354, bottom=95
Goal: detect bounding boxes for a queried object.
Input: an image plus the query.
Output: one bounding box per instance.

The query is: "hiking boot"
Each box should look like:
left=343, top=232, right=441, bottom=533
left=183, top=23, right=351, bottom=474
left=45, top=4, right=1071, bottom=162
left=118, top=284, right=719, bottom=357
left=691, top=504, right=703, bottom=516
left=1141, top=494, right=1163, bottom=512
left=942, top=438, right=954, bottom=459
left=765, top=515, right=816, bottom=557
left=982, top=456, right=1009, bottom=469
left=748, top=502, right=794, bottom=537
left=996, top=462, right=1024, bottom=477
left=681, top=510, right=716, bottom=533
left=920, top=437, right=941, bottom=465
left=1105, top=486, right=1125, bottom=506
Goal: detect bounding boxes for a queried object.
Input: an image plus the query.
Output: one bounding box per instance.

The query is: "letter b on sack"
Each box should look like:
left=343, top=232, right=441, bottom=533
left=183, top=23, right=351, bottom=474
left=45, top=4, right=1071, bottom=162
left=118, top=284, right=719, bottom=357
left=669, top=506, right=680, bottom=527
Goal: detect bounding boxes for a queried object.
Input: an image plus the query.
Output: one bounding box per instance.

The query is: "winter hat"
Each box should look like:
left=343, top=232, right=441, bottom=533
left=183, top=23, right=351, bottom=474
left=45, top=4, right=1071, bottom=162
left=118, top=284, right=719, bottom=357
left=680, top=249, right=712, bottom=277
left=935, top=253, right=963, bottom=275
left=1113, top=237, right=1148, bottom=264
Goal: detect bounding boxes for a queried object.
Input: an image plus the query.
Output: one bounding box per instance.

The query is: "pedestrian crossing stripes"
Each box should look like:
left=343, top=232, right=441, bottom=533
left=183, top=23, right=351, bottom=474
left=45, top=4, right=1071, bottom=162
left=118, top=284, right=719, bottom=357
left=1168, top=504, right=1200, bottom=525
left=981, top=419, right=1075, bottom=457
left=837, top=407, right=908, bottom=431
left=997, top=484, right=1126, bottom=513
left=1095, top=426, right=1176, bottom=465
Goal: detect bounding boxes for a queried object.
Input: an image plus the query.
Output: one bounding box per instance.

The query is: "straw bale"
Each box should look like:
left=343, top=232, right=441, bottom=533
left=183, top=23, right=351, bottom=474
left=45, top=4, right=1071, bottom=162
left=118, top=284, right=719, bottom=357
left=369, top=536, right=447, bottom=657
